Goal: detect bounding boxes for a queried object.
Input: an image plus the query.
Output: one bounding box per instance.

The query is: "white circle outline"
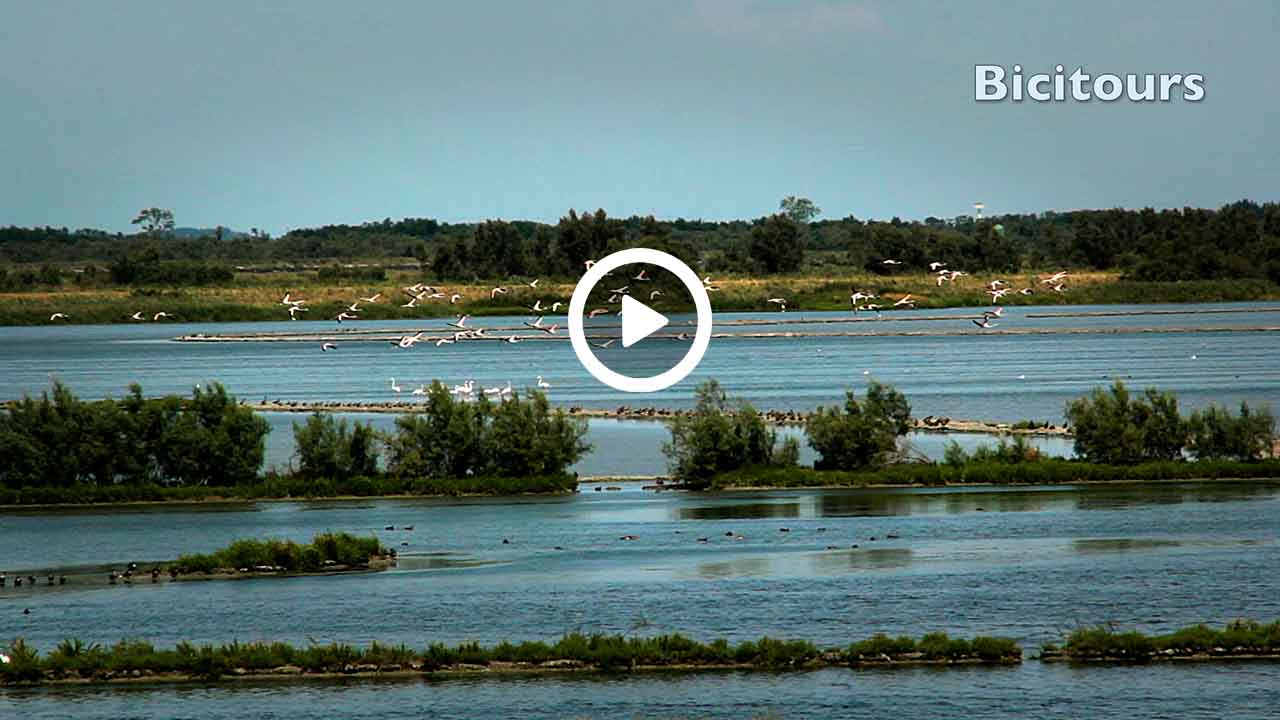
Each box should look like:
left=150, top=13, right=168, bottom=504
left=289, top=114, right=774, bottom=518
left=568, top=248, right=712, bottom=393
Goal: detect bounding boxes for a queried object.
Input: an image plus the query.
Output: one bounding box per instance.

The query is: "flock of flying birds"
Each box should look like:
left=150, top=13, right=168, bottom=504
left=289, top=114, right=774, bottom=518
left=839, top=263, right=1070, bottom=330
left=45, top=262, right=1071, bottom=393
left=265, top=260, right=722, bottom=399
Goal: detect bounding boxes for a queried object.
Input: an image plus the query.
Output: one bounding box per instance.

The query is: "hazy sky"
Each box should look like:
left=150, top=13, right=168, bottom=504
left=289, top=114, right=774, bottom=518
left=2, top=1, right=1277, bottom=234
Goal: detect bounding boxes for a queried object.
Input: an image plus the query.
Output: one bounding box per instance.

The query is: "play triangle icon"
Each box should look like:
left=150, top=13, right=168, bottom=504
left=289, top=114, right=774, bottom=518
left=620, top=294, right=669, bottom=347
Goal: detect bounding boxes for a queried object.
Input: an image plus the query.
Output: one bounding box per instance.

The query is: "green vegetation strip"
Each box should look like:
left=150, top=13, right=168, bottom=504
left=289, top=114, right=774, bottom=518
left=0, top=632, right=1020, bottom=685
left=1044, top=620, right=1280, bottom=662
left=169, top=533, right=386, bottom=576
left=6, top=622, right=1277, bottom=685
left=708, top=460, right=1280, bottom=489
left=0, top=474, right=579, bottom=507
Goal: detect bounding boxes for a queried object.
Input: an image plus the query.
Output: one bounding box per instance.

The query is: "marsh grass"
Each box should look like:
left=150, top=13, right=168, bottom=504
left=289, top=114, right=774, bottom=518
left=3, top=271, right=1275, bottom=325
left=709, top=459, right=1280, bottom=489
left=1060, top=620, right=1280, bottom=660
left=0, top=632, right=1020, bottom=684
left=849, top=633, right=1019, bottom=663
left=170, top=532, right=386, bottom=574
left=0, top=474, right=579, bottom=506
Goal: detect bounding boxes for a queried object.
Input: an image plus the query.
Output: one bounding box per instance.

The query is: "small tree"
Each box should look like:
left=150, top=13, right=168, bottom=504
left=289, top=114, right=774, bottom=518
left=1186, top=402, right=1275, bottom=461
left=779, top=196, right=821, bottom=225
left=663, top=380, right=795, bottom=488
left=293, top=413, right=381, bottom=479
left=806, top=382, right=912, bottom=470
left=131, top=207, right=175, bottom=238
left=1065, top=380, right=1186, bottom=464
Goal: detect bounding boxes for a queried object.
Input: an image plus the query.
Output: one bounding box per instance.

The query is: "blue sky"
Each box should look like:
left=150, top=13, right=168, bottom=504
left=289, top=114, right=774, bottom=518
left=1, top=1, right=1276, bottom=234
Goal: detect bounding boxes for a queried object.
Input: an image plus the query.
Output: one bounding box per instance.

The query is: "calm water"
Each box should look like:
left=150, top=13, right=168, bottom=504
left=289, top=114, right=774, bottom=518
left=3, top=483, right=1278, bottom=645
left=258, top=413, right=1073, bottom=475
left=3, top=303, right=1279, bottom=717
left=5, top=663, right=1280, bottom=719
left=2, top=303, right=1279, bottom=424
left=2, top=482, right=1280, bottom=716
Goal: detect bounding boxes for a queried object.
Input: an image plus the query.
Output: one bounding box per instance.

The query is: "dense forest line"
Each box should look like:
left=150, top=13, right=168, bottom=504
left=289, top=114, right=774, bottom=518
left=3, top=199, right=1279, bottom=288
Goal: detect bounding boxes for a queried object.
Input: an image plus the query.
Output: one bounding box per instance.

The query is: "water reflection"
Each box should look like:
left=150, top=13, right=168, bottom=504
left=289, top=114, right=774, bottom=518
left=394, top=554, right=500, bottom=571
left=812, top=548, right=914, bottom=572
left=1072, top=482, right=1280, bottom=511
left=679, top=502, right=802, bottom=520
left=695, top=557, right=773, bottom=579
left=673, top=483, right=1280, bottom=521
left=1072, top=538, right=1184, bottom=554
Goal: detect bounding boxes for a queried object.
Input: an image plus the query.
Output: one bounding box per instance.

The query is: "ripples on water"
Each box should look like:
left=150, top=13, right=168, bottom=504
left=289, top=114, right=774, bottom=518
left=3, top=304, right=1280, bottom=717
left=2, top=303, right=1279, bottom=423
left=5, top=664, right=1280, bottom=719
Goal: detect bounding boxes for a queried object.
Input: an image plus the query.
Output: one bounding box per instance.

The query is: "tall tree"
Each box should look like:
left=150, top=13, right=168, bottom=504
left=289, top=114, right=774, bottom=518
left=749, top=214, right=805, bottom=273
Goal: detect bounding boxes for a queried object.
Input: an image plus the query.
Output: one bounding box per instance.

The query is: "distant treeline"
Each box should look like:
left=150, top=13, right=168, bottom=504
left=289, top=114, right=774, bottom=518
left=4, top=199, right=1280, bottom=284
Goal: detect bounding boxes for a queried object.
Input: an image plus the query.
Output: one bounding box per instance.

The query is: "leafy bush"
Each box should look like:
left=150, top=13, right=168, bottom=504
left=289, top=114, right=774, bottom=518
left=1186, top=402, right=1275, bottom=461
left=806, top=382, right=912, bottom=470
left=663, top=380, right=797, bottom=489
left=944, top=437, right=1040, bottom=466
left=385, top=383, right=588, bottom=481
left=0, top=382, right=268, bottom=489
left=293, top=413, right=380, bottom=480
left=170, top=532, right=385, bottom=574
left=1065, top=380, right=1187, bottom=464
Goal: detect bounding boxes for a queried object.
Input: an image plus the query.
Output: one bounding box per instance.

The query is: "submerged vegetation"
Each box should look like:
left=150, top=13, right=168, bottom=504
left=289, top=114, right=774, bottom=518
left=0, top=631, right=1020, bottom=685
left=169, top=533, right=387, bottom=575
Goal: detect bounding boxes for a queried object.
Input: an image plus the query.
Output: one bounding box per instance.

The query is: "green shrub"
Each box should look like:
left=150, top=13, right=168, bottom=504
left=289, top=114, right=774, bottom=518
left=293, top=413, right=380, bottom=480
left=385, top=383, right=588, bottom=481
left=1186, top=402, right=1275, bottom=461
left=1065, top=380, right=1187, bottom=464
left=806, top=382, right=912, bottom=470
left=663, top=380, right=797, bottom=488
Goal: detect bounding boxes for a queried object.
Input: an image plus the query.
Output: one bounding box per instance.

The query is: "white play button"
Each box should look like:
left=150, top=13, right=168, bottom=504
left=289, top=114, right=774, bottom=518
left=568, top=247, right=713, bottom=393
left=620, top=295, right=668, bottom=347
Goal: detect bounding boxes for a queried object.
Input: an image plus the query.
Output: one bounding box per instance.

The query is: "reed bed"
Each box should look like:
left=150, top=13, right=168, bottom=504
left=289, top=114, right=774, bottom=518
left=0, top=631, right=1021, bottom=684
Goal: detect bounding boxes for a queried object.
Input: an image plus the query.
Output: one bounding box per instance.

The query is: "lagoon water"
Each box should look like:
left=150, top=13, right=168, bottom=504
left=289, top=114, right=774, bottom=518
left=2, top=481, right=1280, bottom=717
left=1, top=302, right=1276, bottom=474
left=3, top=303, right=1280, bottom=717
left=2, top=303, right=1279, bottom=423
